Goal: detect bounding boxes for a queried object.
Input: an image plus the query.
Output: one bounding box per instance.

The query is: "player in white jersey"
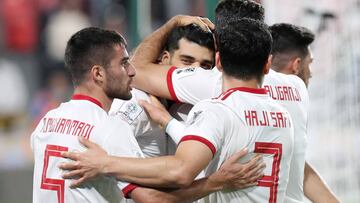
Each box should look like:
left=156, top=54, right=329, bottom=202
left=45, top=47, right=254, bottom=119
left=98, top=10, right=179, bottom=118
left=109, top=24, right=215, bottom=157
left=31, top=27, right=140, bottom=203
left=59, top=18, right=286, bottom=203
left=269, top=23, right=339, bottom=203
left=32, top=26, right=266, bottom=203
left=123, top=1, right=338, bottom=202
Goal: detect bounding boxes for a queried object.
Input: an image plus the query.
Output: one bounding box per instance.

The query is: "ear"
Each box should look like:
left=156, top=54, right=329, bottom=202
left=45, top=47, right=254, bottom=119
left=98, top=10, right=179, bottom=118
left=215, top=51, right=223, bottom=72
left=263, top=55, right=272, bottom=74
left=160, top=51, right=171, bottom=65
left=91, top=65, right=105, bottom=84
left=291, top=57, right=301, bottom=75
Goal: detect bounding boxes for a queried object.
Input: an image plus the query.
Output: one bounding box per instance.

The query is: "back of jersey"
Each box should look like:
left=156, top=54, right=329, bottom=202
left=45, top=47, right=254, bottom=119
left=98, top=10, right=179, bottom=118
left=263, top=70, right=309, bottom=202
left=31, top=98, right=139, bottom=203
left=200, top=88, right=294, bottom=203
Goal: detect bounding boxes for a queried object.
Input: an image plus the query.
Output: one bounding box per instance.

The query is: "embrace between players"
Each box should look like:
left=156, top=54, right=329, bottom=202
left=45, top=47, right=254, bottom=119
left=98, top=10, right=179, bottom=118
left=31, top=0, right=339, bottom=202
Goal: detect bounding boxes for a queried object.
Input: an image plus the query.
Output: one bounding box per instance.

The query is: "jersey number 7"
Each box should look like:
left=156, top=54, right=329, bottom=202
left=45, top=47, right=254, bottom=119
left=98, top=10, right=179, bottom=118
left=254, top=142, right=282, bottom=203
left=40, top=144, right=68, bottom=203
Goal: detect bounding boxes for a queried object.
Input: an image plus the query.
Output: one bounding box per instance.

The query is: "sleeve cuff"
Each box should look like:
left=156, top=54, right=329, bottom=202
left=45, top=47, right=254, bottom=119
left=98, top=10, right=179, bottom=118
left=122, top=183, right=138, bottom=199
left=165, top=118, right=186, bottom=144
left=166, top=66, right=180, bottom=103
left=179, top=135, right=216, bottom=157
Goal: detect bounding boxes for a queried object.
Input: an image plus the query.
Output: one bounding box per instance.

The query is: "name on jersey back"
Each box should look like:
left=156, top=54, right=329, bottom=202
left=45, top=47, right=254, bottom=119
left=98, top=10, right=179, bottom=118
left=263, top=85, right=301, bottom=101
left=244, top=110, right=291, bottom=128
left=40, top=117, right=94, bottom=139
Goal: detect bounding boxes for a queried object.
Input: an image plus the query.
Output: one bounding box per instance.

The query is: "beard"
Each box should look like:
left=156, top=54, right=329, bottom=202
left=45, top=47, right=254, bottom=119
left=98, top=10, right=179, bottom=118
left=105, top=74, right=132, bottom=101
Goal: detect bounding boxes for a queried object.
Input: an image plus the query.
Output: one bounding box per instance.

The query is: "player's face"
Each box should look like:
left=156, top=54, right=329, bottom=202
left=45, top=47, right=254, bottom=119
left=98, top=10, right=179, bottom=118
left=105, top=44, right=136, bottom=100
left=298, top=48, right=313, bottom=88
left=164, top=38, right=214, bottom=70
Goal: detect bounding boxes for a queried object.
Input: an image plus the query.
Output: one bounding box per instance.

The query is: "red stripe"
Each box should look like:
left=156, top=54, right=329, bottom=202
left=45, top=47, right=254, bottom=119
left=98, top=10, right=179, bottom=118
left=122, top=183, right=138, bottom=199
left=72, top=94, right=103, bottom=109
left=179, top=135, right=216, bottom=156
left=220, top=87, right=267, bottom=100
left=166, top=66, right=180, bottom=103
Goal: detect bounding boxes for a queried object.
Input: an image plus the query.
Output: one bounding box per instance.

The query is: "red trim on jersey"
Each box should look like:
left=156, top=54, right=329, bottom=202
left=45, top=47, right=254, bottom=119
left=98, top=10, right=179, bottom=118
left=220, top=87, right=267, bottom=100
left=72, top=94, right=103, bottom=109
left=166, top=66, right=180, bottom=103
left=122, top=183, right=138, bottom=199
left=179, top=135, right=216, bottom=157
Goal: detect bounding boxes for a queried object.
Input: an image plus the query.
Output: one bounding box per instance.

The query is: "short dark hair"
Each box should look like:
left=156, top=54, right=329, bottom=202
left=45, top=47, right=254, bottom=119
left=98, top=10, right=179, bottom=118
left=269, top=23, right=315, bottom=58
left=165, top=24, right=215, bottom=53
left=64, top=27, right=126, bottom=86
left=215, top=0, right=265, bottom=31
left=217, top=18, right=272, bottom=81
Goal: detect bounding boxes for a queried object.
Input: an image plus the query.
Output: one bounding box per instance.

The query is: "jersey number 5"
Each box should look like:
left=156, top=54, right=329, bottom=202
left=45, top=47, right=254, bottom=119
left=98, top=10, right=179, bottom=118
left=254, top=142, right=282, bottom=203
left=40, top=144, right=68, bottom=203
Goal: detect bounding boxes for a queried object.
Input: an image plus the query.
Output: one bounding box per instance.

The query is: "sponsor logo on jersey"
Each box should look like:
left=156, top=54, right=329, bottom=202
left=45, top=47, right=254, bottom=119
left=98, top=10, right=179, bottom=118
left=189, top=110, right=203, bottom=125
left=176, top=67, right=196, bottom=78
left=114, top=101, right=143, bottom=124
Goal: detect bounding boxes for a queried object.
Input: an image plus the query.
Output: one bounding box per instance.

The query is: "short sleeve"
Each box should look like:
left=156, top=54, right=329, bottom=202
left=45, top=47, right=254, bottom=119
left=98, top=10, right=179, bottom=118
left=166, top=66, right=222, bottom=104
left=102, top=118, right=144, bottom=198
left=179, top=101, right=227, bottom=157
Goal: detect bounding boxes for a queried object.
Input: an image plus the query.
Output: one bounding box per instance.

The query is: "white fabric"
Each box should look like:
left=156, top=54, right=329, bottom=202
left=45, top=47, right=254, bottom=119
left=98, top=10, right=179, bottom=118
left=31, top=98, right=143, bottom=203
left=181, top=88, right=294, bottom=203
left=168, top=67, right=309, bottom=202
left=263, top=70, right=309, bottom=203
left=110, top=89, right=167, bottom=157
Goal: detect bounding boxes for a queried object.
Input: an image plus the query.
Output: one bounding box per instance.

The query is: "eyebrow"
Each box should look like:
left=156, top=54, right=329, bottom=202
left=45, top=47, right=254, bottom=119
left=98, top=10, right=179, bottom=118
left=121, top=57, right=130, bottom=62
left=179, top=55, right=214, bottom=64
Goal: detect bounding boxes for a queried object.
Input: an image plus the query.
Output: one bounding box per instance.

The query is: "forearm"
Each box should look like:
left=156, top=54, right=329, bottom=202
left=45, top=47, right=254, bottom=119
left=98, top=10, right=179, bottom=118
left=103, top=155, right=190, bottom=188
left=131, top=177, right=223, bottom=203
left=131, top=16, right=178, bottom=67
left=304, top=161, right=340, bottom=203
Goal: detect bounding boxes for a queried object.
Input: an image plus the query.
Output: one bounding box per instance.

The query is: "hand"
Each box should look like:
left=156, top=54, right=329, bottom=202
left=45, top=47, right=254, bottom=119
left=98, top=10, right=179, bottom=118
left=172, top=15, right=215, bottom=32
left=139, top=95, right=172, bottom=129
left=59, top=137, right=108, bottom=188
left=209, top=148, right=265, bottom=190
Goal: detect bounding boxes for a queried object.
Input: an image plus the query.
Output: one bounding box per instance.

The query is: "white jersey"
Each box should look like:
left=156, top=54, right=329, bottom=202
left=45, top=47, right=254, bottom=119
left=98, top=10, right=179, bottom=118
left=31, top=95, right=143, bottom=203
left=180, top=87, right=294, bottom=203
left=110, top=89, right=167, bottom=157
left=167, top=67, right=309, bottom=202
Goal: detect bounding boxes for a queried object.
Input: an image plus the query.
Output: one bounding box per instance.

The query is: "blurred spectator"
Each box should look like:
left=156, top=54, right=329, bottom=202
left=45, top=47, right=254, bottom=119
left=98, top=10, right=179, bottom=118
left=0, top=59, right=28, bottom=132
left=44, top=0, right=91, bottom=62
left=28, top=69, right=72, bottom=130
left=0, top=0, right=39, bottom=53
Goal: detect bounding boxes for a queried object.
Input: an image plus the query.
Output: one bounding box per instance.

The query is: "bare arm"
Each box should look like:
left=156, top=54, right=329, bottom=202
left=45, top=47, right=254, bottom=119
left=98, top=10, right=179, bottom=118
left=131, top=149, right=264, bottom=203
left=131, top=15, right=214, bottom=99
left=304, top=161, right=340, bottom=203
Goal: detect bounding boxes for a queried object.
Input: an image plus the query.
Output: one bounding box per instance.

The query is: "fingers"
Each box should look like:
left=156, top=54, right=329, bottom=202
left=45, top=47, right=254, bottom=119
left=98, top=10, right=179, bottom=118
left=70, top=177, right=87, bottom=188
left=61, top=168, right=83, bottom=179
left=61, top=151, right=81, bottom=161
left=79, top=137, right=98, bottom=149
left=198, top=17, right=215, bottom=31
left=148, top=95, right=162, bottom=107
left=59, top=161, right=81, bottom=171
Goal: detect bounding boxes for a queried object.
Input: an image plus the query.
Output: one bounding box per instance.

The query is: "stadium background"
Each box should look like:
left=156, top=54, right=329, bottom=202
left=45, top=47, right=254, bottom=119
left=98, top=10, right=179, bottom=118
left=0, top=0, right=358, bottom=202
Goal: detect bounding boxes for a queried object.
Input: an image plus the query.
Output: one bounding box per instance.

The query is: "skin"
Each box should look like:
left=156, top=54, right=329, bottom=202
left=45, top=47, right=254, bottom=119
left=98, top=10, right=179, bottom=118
left=161, top=38, right=214, bottom=70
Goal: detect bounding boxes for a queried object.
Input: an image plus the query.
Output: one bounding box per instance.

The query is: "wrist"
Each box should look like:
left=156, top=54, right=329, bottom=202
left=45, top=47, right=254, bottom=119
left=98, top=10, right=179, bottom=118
left=206, top=176, right=224, bottom=192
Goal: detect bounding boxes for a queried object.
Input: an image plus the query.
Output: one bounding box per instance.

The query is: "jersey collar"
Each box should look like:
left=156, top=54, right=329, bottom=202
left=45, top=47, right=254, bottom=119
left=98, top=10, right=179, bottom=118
left=71, top=94, right=103, bottom=109
left=218, top=87, right=267, bottom=100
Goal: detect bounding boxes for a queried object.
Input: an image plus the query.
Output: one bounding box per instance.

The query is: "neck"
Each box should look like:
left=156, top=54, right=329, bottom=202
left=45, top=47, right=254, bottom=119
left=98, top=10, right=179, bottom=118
left=73, top=84, right=113, bottom=113
left=221, top=74, right=262, bottom=93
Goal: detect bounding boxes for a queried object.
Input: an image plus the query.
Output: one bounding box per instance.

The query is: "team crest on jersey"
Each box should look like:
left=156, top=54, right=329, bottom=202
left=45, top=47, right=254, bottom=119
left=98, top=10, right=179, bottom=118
left=114, top=101, right=143, bottom=124
left=176, top=67, right=196, bottom=78
left=189, top=110, right=203, bottom=125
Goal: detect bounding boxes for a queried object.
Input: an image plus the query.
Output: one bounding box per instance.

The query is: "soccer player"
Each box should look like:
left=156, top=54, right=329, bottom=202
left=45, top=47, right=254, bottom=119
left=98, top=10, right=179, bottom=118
left=129, top=1, right=337, bottom=202
left=109, top=23, right=215, bottom=157
left=31, top=26, right=263, bottom=203
left=60, top=17, right=292, bottom=203
left=269, top=23, right=340, bottom=203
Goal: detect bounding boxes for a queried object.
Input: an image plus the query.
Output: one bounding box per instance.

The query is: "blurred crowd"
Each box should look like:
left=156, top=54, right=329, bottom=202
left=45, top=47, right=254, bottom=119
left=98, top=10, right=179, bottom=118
left=0, top=0, right=208, bottom=168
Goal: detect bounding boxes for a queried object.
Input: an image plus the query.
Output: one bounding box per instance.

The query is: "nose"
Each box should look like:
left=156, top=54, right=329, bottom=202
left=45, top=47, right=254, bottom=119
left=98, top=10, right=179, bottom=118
left=127, top=62, right=136, bottom=77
